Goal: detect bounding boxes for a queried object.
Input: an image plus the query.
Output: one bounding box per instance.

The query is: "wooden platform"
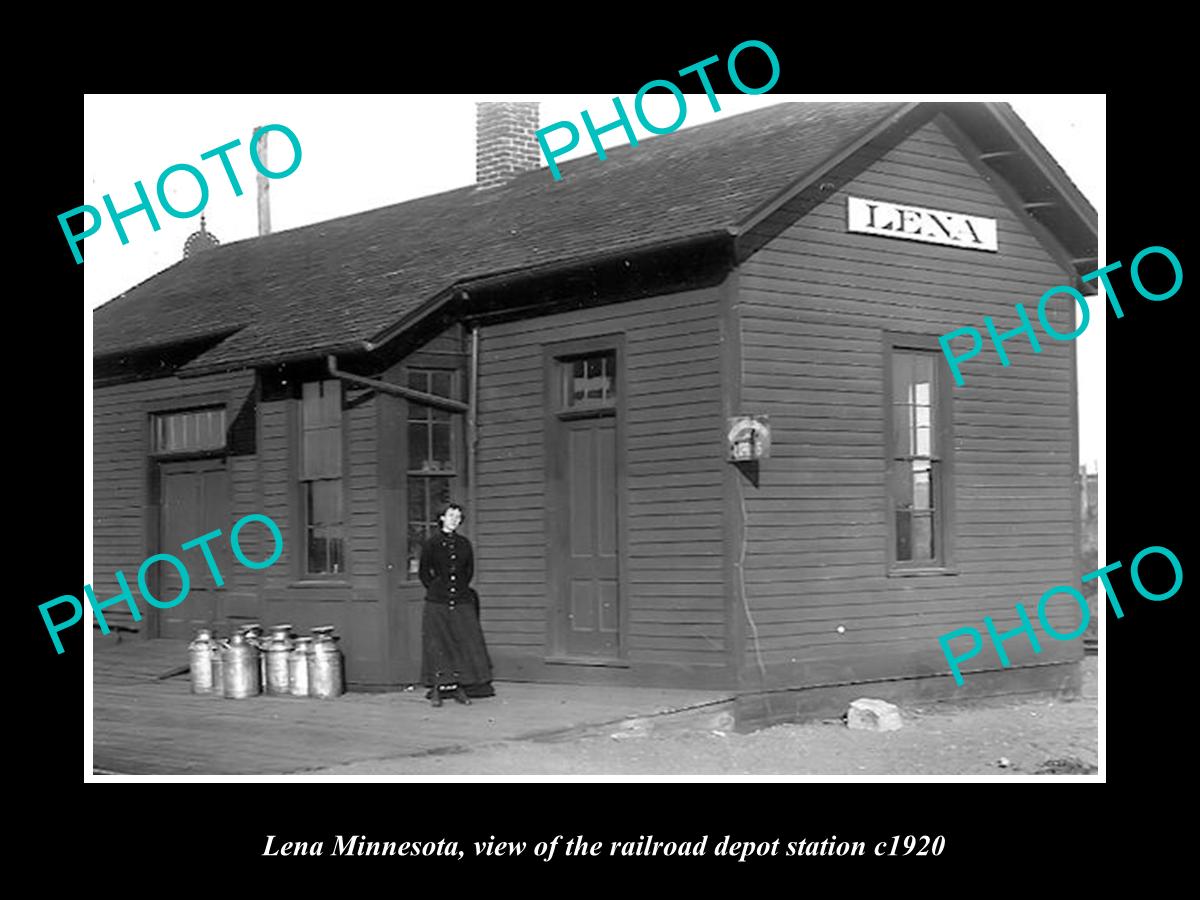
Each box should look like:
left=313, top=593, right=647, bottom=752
left=92, top=640, right=732, bottom=775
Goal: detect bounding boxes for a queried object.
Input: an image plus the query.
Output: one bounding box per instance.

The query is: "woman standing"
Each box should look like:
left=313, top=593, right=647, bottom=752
left=419, top=502, right=494, bottom=707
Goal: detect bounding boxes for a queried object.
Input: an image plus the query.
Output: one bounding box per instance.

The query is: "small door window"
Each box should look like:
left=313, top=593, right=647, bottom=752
left=562, top=351, right=616, bottom=410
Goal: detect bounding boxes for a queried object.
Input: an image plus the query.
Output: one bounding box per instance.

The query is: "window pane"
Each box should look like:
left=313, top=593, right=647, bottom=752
left=431, top=477, right=452, bottom=510
left=407, top=527, right=426, bottom=575
left=311, top=479, right=342, bottom=525
left=911, top=514, right=935, bottom=561
left=328, top=528, right=344, bottom=575
left=306, top=482, right=344, bottom=575
left=566, top=352, right=616, bottom=408
left=913, top=356, right=934, bottom=397
left=409, top=422, right=430, bottom=470
left=892, top=353, right=914, bottom=403
left=911, top=461, right=932, bottom=510
left=406, top=476, right=455, bottom=578
left=571, top=359, right=585, bottom=403
left=432, top=371, right=452, bottom=399
left=432, top=422, right=452, bottom=468
left=407, top=476, right=426, bottom=524
left=889, top=463, right=911, bottom=509
left=915, top=423, right=932, bottom=457
left=895, top=510, right=912, bottom=561
left=307, top=532, right=328, bottom=575
left=892, top=403, right=913, bottom=456
left=408, top=370, right=430, bottom=393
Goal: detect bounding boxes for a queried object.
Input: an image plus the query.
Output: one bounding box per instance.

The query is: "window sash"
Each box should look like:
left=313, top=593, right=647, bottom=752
left=406, top=474, right=455, bottom=576
left=888, top=347, right=948, bottom=568
left=562, top=351, right=616, bottom=409
left=299, top=380, right=345, bottom=576
left=406, top=369, right=457, bottom=473
left=304, top=479, right=345, bottom=575
left=405, top=368, right=459, bottom=577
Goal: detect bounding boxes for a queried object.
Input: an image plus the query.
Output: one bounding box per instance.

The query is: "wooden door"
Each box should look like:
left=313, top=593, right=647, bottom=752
left=158, top=458, right=230, bottom=639
left=559, top=417, right=620, bottom=656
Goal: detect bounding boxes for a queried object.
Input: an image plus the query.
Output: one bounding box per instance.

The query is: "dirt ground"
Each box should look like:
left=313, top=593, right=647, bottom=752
left=310, top=658, right=1098, bottom=777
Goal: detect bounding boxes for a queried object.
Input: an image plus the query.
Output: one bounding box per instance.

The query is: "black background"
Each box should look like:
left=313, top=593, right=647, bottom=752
left=22, top=24, right=1187, bottom=883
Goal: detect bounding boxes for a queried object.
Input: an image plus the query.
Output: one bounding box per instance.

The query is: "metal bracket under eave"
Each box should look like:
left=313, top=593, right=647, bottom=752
left=325, top=354, right=468, bottom=414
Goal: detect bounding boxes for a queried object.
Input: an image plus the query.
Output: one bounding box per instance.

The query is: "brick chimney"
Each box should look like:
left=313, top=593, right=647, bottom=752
left=476, top=102, right=541, bottom=189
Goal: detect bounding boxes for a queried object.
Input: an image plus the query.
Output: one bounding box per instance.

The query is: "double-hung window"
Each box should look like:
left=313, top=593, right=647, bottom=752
left=887, top=339, right=953, bottom=571
left=300, top=379, right=345, bottom=575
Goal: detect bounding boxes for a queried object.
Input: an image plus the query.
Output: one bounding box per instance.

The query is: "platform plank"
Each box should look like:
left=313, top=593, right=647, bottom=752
left=92, top=639, right=731, bottom=775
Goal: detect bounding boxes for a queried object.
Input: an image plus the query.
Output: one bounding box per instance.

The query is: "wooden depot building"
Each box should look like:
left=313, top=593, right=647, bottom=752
left=93, top=101, right=1097, bottom=726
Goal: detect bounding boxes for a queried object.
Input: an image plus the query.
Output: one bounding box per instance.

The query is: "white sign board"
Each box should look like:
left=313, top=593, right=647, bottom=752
left=847, top=196, right=998, bottom=252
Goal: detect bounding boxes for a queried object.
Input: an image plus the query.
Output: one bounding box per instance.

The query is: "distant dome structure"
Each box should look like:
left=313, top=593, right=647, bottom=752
left=183, top=214, right=220, bottom=260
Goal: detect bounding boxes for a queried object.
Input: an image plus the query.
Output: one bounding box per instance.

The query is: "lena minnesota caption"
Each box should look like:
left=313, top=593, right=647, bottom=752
left=263, top=834, right=945, bottom=860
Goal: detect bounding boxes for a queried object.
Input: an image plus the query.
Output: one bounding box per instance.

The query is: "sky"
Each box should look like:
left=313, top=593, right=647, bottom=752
left=82, top=93, right=1105, bottom=475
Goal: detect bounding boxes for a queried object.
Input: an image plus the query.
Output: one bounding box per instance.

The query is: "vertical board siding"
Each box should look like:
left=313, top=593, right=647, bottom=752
left=476, top=288, right=727, bottom=665
left=737, top=119, right=1082, bottom=682
left=92, top=371, right=253, bottom=633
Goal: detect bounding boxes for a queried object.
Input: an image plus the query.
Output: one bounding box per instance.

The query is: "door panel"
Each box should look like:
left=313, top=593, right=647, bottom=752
left=159, top=459, right=229, bottom=639
left=562, top=417, right=619, bottom=656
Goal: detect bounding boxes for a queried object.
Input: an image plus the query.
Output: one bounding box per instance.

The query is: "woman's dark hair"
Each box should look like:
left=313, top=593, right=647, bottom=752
left=437, top=501, right=465, bottom=521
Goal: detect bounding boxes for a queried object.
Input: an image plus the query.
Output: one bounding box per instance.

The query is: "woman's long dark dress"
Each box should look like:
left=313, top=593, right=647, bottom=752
left=419, top=529, right=494, bottom=697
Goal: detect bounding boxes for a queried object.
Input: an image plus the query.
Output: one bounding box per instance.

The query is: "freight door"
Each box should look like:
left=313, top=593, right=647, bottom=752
left=158, top=458, right=230, bottom=639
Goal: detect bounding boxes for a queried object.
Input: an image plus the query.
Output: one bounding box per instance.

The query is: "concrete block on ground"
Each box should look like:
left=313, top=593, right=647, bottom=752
left=847, top=698, right=903, bottom=732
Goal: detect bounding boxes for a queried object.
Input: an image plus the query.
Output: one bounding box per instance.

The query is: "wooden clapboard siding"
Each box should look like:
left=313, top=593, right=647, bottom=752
left=258, top=395, right=292, bottom=589
left=255, top=381, right=388, bottom=684
left=345, top=386, right=380, bottom=591
left=93, top=366, right=389, bottom=683
left=736, top=116, right=1082, bottom=687
left=92, top=370, right=254, bottom=633
left=475, top=287, right=727, bottom=671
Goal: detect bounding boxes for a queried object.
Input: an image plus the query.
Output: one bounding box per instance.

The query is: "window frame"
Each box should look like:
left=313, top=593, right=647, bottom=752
left=557, top=349, right=618, bottom=416
left=148, top=405, right=228, bottom=459
left=297, top=378, right=347, bottom=580
left=404, top=367, right=461, bottom=580
left=883, top=332, right=958, bottom=577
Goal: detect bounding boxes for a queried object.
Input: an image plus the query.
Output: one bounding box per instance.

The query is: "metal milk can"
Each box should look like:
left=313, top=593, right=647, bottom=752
left=264, top=624, right=293, bottom=695
left=210, top=638, right=227, bottom=697
left=289, top=636, right=313, bottom=697
left=308, top=626, right=345, bottom=699
left=188, top=628, right=214, bottom=694
left=242, top=623, right=266, bottom=685
left=222, top=632, right=262, bottom=699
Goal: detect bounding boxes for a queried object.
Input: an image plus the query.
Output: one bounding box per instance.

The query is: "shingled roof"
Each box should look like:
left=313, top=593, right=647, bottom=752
left=93, top=100, right=1096, bottom=374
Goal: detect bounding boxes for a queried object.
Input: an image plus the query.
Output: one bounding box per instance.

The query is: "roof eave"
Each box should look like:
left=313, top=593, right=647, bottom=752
left=363, top=230, right=737, bottom=353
